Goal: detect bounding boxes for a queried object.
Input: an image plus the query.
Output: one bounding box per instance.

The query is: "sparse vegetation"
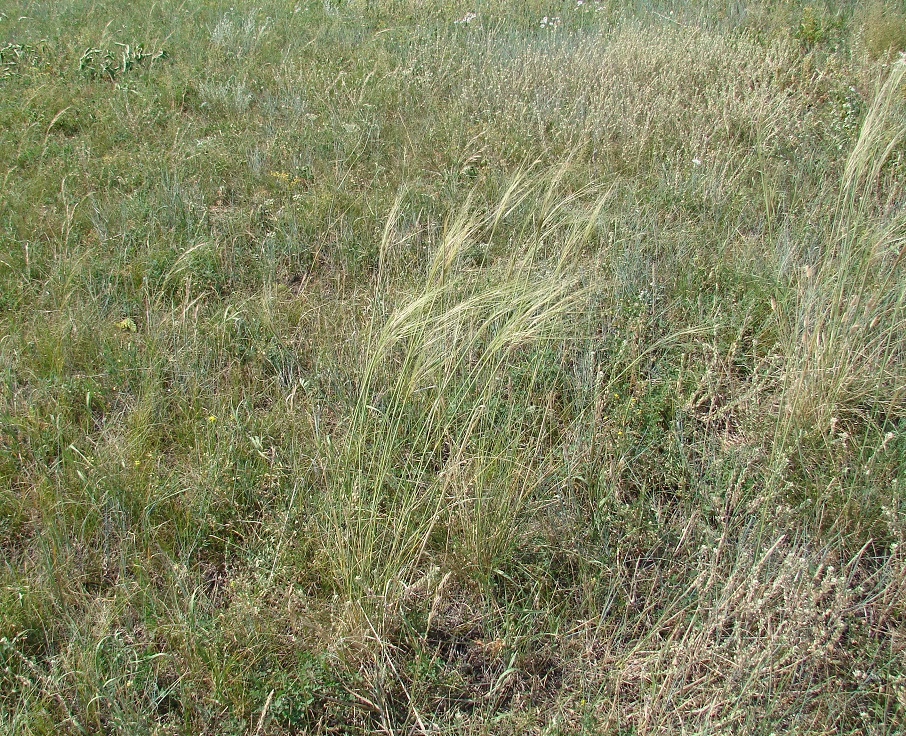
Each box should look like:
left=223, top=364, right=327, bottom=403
left=1, top=1, right=904, bottom=733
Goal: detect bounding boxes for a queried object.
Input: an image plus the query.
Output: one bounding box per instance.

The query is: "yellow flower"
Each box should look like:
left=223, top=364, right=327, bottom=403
left=115, top=317, right=137, bottom=332
left=207, top=415, right=217, bottom=423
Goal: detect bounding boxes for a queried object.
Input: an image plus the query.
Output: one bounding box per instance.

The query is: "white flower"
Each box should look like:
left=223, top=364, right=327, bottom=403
left=455, top=11, right=477, bottom=25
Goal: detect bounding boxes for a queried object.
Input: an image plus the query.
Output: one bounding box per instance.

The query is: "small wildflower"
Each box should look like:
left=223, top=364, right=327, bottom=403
left=454, top=11, right=477, bottom=25
left=208, top=415, right=217, bottom=423
left=115, top=317, right=137, bottom=332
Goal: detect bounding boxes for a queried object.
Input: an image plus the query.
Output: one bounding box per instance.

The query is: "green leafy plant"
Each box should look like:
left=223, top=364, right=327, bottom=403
left=79, top=43, right=165, bottom=81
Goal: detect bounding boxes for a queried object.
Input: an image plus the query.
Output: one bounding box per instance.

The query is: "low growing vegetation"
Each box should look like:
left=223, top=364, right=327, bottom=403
left=1, top=0, right=905, bottom=733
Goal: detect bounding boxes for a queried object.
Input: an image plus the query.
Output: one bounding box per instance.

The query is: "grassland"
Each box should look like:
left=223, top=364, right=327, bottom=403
left=1, top=0, right=905, bottom=733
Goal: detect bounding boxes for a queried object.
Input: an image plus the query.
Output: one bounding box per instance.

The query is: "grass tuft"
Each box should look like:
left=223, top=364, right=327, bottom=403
left=2, top=1, right=905, bottom=733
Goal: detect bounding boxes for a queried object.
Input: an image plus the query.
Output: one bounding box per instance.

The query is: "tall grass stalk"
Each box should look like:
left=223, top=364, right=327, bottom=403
left=318, top=174, right=590, bottom=615
left=781, top=60, right=906, bottom=438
